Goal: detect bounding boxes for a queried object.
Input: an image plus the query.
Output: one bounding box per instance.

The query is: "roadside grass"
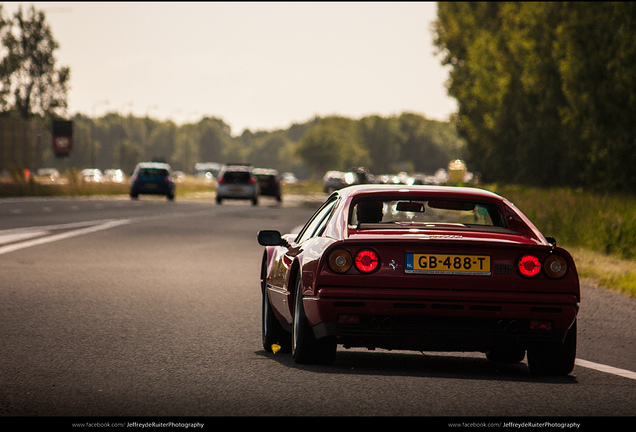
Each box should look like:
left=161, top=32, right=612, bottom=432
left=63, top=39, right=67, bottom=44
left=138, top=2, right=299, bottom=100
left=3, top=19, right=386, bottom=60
left=2, top=177, right=635, bottom=297
left=563, top=246, right=636, bottom=298
left=0, top=177, right=129, bottom=197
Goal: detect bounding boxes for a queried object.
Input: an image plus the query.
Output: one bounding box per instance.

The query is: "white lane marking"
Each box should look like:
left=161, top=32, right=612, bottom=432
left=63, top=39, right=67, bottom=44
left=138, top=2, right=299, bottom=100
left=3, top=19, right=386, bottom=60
left=576, top=359, right=636, bottom=380
left=0, top=230, right=50, bottom=245
left=0, top=219, right=126, bottom=235
left=0, top=219, right=130, bottom=256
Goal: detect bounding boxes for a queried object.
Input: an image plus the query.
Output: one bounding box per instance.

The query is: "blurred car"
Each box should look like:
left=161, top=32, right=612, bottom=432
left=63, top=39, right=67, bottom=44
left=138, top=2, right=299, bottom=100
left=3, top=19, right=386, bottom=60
left=350, top=166, right=374, bottom=184
left=281, top=172, right=298, bottom=184
left=172, top=171, right=186, bottom=182
left=194, top=162, right=221, bottom=180
left=216, top=163, right=259, bottom=205
left=36, top=168, right=61, bottom=182
left=103, top=169, right=125, bottom=183
left=81, top=169, right=103, bottom=182
left=254, top=168, right=282, bottom=202
left=130, top=162, right=175, bottom=200
left=257, top=185, right=580, bottom=375
left=322, top=171, right=349, bottom=193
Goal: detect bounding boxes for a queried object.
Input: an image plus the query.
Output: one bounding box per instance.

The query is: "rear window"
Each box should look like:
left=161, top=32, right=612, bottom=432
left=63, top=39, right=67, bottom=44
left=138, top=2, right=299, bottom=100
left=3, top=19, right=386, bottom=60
left=139, top=168, right=169, bottom=177
left=222, top=171, right=252, bottom=183
left=350, top=198, right=505, bottom=228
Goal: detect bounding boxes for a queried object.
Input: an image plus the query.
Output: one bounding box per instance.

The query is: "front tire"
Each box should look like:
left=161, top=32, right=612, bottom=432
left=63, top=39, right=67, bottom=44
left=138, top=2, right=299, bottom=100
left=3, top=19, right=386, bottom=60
left=527, top=320, right=577, bottom=375
left=291, top=274, right=336, bottom=365
left=262, top=258, right=290, bottom=353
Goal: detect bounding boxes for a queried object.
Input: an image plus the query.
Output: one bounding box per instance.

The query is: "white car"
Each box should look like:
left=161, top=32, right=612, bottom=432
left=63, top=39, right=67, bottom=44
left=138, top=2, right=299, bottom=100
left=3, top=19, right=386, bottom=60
left=103, top=169, right=125, bottom=183
left=81, top=169, right=103, bottom=182
left=216, top=164, right=259, bottom=205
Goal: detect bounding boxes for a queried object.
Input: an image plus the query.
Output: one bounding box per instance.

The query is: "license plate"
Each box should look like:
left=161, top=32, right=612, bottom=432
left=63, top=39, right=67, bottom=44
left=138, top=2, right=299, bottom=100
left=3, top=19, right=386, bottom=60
left=230, top=188, right=243, bottom=193
left=144, top=183, right=157, bottom=189
left=405, top=253, right=491, bottom=276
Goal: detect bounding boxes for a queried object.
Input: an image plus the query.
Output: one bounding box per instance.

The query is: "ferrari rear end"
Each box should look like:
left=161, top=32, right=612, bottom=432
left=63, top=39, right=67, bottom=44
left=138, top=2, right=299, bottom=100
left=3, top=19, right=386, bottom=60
left=309, top=237, right=578, bottom=347
left=302, top=187, right=580, bottom=374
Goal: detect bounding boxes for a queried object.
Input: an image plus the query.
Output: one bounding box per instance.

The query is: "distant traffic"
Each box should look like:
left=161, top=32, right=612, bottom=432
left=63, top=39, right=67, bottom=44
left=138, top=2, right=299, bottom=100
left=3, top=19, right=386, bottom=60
left=3, top=159, right=473, bottom=205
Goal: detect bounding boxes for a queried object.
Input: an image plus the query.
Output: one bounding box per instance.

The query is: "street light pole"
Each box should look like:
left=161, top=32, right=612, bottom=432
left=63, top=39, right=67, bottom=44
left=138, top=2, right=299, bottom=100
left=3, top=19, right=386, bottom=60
left=144, top=104, right=158, bottom=161
left=91, top=100, right=109, bottom=167
left=119, top=102, right=133, bottom=169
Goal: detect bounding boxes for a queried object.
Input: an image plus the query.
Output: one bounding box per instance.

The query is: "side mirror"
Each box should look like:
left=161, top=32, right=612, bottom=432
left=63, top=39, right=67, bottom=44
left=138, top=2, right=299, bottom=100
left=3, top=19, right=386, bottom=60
left=546, top=237, right=557, bottom=247
left=257, top=230, right=290, bottom=247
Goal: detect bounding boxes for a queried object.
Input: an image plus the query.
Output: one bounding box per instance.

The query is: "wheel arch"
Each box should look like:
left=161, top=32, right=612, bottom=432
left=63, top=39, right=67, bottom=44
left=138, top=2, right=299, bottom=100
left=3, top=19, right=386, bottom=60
left=287, top=257, right=304, bottom=313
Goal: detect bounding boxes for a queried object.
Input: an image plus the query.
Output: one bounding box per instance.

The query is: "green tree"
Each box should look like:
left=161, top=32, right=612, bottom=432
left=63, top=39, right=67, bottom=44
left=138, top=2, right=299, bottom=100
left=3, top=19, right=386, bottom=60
left=297, top=116, right=369, bottom=176
left=555, top=2, right=636, bottom=191
left=147, top=121, right=177, bottom=165
left=434, top=2, right=636, bottom=191
left=398, top=113, right=465, bottom=174
left=172, top=124, right=199, bottom=172
left=118, top=138, right=142, bottom=175
left=0, top=6, right=11, bottom=109
left=249, top=131, right=288, bottom=169
left=198, top=117, right=232, bottom=164
left=358, top=115, right=402, bottom=174
left=0, top=5, right=69, bottom=119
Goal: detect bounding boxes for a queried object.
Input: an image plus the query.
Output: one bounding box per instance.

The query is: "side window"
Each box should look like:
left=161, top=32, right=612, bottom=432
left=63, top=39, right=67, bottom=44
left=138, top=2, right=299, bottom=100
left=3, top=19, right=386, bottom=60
left=295, top=198, right=338, bottom=244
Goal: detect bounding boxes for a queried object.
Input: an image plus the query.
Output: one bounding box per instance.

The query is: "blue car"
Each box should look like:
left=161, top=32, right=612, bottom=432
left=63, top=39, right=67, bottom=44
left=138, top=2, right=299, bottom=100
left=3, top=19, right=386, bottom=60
left=130, top=162, right=175, bottom=200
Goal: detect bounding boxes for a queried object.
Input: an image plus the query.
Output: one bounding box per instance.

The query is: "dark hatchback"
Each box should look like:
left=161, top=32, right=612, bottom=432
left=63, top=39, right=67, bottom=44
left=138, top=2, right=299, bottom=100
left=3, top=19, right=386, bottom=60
left=130, top=162, right=175, bottom=200
left=254, top=168, right=282, bottom=202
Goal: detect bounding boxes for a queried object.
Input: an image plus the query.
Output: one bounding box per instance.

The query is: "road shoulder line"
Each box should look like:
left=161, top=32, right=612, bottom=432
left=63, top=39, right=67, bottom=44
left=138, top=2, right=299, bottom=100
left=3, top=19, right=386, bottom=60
left=576, top=358, right=636, bottom=380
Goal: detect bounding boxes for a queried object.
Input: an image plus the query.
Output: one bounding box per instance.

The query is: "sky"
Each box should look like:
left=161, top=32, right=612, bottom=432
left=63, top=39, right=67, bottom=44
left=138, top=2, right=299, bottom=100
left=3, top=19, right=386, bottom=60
left=2, top=2, right=457, bottom=135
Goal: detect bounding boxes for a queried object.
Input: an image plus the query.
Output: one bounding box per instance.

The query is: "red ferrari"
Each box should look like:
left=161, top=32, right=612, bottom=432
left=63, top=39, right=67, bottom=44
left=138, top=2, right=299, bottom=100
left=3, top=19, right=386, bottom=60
left=258, top=185, right=580, bottom=375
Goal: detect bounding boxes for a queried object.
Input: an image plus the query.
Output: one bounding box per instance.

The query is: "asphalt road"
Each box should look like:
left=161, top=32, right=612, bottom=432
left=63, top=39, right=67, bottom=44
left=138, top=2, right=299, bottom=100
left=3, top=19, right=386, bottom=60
left=1, top=195, right=635, bottom=423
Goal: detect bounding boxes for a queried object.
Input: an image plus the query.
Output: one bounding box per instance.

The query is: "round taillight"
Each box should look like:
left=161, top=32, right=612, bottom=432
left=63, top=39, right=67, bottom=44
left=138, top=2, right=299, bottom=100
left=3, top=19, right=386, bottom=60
left=544, top=255, right=567, bottom=279
left=355, top=249, right=379, bottom=273
left=517, top=254, right=541, bottom=277
left=328, top=249, right=353, bottom=274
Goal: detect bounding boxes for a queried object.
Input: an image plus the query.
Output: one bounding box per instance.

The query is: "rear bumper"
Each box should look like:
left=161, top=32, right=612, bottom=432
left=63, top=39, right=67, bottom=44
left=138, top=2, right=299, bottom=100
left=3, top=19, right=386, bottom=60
left=305, top=287, right=579, bottom=352
left=131, top=183, right=173, bottom=195
left=216, top=185, right=258, bottom=199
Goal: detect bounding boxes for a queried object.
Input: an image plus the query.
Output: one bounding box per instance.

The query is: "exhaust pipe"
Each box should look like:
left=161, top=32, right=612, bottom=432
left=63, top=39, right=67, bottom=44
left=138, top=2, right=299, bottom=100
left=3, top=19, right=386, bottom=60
left=509, top=320, right=520, bottom=332
left=497, top=319, right=521, bottom=332
left=369, top=318, right=393, bottom=330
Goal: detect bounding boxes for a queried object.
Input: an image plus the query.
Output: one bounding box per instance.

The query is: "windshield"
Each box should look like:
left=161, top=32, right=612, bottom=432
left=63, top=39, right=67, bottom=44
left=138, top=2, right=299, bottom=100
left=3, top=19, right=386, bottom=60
left=350, top=198, right=505, bottom=228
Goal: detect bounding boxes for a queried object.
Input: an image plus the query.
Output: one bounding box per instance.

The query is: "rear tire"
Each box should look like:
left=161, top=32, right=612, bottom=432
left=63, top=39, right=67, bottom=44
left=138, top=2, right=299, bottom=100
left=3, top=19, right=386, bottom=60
left=527, top=321, right=577, bottom=375
left=291, top=274, right=336, bottom=365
